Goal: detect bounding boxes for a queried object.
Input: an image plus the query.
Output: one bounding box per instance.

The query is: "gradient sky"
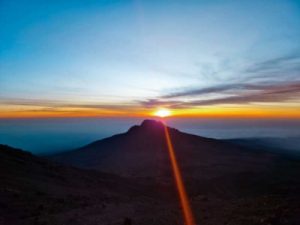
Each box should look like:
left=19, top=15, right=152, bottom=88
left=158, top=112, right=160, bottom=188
left=1, top=0, right=300, bottom=118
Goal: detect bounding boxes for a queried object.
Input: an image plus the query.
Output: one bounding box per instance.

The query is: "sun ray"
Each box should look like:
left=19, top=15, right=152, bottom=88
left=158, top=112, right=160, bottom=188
left=163, top=123, right=196, bottom=225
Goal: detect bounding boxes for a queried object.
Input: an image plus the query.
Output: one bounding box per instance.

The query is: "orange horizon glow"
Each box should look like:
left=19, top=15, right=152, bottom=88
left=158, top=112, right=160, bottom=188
left=163, top=123, right=196, bottom=225
left=1, top=106, right=300, bottom=119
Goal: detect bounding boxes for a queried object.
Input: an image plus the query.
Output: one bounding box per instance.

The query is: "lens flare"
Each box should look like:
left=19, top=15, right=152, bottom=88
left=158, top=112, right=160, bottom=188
left=163, top=124, right=196, bottom=225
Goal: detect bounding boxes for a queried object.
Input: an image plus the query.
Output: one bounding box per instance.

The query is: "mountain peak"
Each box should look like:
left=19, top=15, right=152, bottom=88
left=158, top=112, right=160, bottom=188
left=126, top=119, right=166, bottom=134
left=140, top=119, right=164, bottom=128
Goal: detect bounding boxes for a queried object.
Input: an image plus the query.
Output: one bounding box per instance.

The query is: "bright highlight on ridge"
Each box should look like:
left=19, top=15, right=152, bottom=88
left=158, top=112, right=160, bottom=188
left=154, top=109, right=171, bottom=118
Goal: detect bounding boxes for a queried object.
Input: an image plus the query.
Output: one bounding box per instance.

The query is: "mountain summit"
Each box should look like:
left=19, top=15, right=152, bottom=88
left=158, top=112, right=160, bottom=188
left=127, top=119, right=179, bottom=135
left=51, top=120, right=276, bottom=177
left=140, top=119, right=165, bottom=128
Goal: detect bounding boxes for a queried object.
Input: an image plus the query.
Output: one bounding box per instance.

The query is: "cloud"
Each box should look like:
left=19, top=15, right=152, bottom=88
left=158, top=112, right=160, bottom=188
left=137, top=98, right=183, bottom=108
left=162, top=83, right=260, bottom=98
left=244, top=52, right=300, bottom=74
left=184, top=82, right=300, bottom=106
left=0, top=98, right=136, bottom=111
left=141, top=82, right=300, bottom=108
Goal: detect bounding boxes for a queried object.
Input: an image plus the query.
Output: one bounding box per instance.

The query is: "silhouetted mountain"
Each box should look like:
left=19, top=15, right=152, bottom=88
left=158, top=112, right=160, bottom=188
left=51, top=120, right=279, bottom=178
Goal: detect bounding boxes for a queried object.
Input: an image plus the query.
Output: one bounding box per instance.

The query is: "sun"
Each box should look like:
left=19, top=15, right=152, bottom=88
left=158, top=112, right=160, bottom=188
left=154, top=108, right=172, bottom=118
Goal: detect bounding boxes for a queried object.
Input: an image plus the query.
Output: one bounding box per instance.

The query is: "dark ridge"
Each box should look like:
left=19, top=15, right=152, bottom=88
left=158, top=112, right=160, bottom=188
left=0, top=144, right=33, bottom=158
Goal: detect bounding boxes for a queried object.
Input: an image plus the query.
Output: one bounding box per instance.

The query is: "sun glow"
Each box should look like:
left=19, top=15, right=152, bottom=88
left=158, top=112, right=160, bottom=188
left=154, top=108, right=171, bottom=118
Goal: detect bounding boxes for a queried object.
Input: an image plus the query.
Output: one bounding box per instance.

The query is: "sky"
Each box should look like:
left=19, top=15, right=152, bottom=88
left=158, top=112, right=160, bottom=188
left=0, top=0, right=300, bottom=119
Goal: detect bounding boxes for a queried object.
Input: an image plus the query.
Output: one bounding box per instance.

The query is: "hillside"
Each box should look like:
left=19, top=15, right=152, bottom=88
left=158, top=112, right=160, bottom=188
left=0, top=144, right=166, bottom=225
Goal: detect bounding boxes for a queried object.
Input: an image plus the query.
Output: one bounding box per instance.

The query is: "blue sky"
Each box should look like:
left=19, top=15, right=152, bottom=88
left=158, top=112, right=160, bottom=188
left=0, top=0, right=300, bottom=117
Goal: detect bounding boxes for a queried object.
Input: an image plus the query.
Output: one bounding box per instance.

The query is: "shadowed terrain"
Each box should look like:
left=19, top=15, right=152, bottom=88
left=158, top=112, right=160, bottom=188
left=0, top=144, right=180, bottom=225
left=1, top=120, right=300, bottom=225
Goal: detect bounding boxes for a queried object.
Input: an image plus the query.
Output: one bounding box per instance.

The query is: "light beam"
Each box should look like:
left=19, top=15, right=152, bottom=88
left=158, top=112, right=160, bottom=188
left=163, top=123, right=196, bottom=225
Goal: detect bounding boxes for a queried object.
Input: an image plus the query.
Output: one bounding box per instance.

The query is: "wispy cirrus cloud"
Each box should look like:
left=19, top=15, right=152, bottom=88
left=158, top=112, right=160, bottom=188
left=183, top=82, right=300, bottom=106
left=244, top=52, right=300, bottom=74
left=0, top=98, right=137, bottom=111
left=162, top=83, right=258, bottom=98
left=141, top=82, right=300, bottom=108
